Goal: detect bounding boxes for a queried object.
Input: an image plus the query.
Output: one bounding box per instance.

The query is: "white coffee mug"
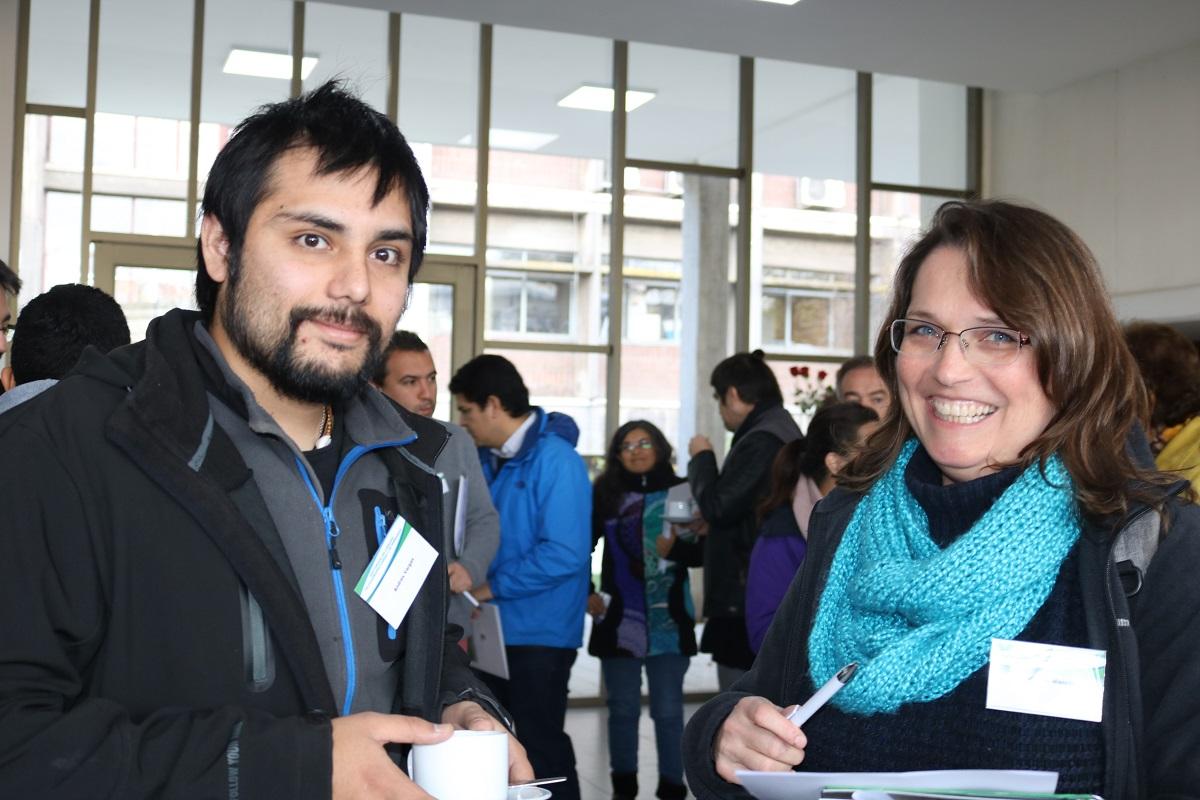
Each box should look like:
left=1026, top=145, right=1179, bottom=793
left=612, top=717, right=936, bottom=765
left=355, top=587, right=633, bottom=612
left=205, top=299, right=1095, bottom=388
left=407, top=729, right=508, bottom=800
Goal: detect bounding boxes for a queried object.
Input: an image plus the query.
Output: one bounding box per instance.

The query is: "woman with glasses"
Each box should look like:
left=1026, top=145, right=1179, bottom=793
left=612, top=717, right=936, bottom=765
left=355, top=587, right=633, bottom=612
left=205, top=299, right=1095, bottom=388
left=589, top=420, right=703, bottom=800
left=682, top=200, right=1200, bottom=799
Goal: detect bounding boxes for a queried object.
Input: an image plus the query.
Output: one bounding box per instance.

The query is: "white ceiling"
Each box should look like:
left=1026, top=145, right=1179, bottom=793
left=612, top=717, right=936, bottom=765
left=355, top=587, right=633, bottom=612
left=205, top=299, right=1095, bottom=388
left=332, top=0, right=1200, bottom=94
left=22, top=0, right=1200, bottom=182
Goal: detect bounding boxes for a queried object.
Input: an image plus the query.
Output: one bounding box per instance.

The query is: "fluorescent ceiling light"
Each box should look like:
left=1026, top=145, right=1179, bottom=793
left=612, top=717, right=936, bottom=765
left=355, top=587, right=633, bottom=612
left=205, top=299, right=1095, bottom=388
left=755, top=0, right=803, bottom=5
left=458, top=128, right=560, bottom=151
left=557, top=85, right=656, bottom=112
left=223, top=48, right=318, bottom=80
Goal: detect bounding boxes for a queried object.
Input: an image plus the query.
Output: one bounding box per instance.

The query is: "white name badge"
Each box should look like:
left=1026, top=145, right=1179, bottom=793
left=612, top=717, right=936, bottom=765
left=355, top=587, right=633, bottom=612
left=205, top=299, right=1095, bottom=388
left=986, top=638, right=1106, bottom=723
left=354, top=515, right=438, bottom=629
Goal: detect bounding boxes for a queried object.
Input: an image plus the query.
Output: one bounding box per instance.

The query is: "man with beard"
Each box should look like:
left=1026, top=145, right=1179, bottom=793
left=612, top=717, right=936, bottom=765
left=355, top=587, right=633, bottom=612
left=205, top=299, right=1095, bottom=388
left=0, top=83, right=530, bottom=799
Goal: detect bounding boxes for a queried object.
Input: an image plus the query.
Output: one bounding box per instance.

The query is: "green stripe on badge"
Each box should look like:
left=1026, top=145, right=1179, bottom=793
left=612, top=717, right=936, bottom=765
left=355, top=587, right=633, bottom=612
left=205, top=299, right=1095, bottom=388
left=355, top=519, right=415, bottom=598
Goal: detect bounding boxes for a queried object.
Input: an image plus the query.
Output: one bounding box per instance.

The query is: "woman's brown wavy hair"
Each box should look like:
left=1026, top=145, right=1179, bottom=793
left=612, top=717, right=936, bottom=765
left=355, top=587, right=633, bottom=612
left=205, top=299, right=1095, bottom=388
left=839, top=199, right=1180, bottom=525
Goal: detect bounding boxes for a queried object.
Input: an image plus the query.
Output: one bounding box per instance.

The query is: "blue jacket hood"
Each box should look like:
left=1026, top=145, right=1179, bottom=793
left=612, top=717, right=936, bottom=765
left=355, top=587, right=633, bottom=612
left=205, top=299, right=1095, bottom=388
left=539, top=409, right=580, bottom=449
left=481, top=407, right=580, bottom=464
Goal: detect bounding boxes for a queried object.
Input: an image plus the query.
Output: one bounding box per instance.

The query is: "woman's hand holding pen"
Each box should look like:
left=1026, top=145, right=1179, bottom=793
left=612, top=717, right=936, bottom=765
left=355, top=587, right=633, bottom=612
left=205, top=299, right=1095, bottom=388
left=712, top=696, right=806, bottom=783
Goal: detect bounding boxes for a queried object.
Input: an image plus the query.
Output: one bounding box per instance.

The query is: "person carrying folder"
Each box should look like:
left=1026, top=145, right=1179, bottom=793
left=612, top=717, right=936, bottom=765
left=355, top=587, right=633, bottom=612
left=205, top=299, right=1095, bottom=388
left=683, top=200, right=1200, bottom=799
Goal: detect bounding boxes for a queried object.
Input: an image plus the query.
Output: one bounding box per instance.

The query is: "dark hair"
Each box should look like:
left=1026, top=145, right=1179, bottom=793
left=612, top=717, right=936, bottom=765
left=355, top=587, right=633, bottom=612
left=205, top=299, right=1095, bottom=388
left=1124, top=321, right=1200, bottom=429
left=0, top=258, right=21, bottom=297
left=594, top=420, right=678, bottom=519
left=836, top=355, right=877, bottom=395
left=195, top=81, right=429, bottom=321
left=840, top=199, right=1177, bottom=521
left=373, top=329, right=429, bottom=384
left=447, top=354, right=531, bottom=417
left=710, top=349, right=782, bottom=406
left=10, top=284, right=130, bottom=384
left=757, top=402, right=878, bottom=522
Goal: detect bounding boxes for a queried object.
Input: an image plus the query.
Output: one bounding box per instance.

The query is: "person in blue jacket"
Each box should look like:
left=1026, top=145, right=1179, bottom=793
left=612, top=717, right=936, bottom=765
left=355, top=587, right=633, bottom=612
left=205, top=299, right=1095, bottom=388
left=449, top=354, right=592, bottom=800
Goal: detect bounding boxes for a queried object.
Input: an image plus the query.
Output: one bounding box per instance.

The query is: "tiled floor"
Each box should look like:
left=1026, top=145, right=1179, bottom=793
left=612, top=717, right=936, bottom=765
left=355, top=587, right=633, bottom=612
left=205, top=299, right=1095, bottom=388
left=566, top=701, right=705, bottom=800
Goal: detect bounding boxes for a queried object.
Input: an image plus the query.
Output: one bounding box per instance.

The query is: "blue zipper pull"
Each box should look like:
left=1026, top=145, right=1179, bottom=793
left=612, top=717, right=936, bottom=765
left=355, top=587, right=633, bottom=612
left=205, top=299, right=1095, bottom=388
left=373, top=506, right=398, bottom=641
left=324, top=506, right=342, bottom=570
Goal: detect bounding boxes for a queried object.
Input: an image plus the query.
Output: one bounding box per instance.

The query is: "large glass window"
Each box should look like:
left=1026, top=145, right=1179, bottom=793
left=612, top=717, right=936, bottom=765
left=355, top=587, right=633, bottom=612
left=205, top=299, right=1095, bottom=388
left=487, top=26, right=611, bottom=346
left=92, top=0, right=193, bottom=239
left=400, top=15, right=479, bottom=257
left=873, top=75, right=968, bottom=190
left=627, top=43, right=739, bottom=168
left=752, top=59, right=858, bottom=357
left=18, top=116, right=86, bottom=303
left=26, top=0, right=90, bottom=108
left=302, top=4, right=389, bottom=113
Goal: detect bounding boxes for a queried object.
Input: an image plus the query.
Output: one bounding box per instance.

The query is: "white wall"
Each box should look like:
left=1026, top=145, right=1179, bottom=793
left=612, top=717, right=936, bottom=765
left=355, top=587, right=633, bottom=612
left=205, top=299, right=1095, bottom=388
left=986, top=40, right=1200, bottom=329
left=0, top=0, right=18, bottom=263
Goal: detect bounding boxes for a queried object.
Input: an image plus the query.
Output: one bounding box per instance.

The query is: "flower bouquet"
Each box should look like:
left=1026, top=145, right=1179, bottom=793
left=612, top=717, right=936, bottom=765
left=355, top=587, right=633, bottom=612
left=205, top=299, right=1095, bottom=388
left=789, top=365, right=836, bottom=415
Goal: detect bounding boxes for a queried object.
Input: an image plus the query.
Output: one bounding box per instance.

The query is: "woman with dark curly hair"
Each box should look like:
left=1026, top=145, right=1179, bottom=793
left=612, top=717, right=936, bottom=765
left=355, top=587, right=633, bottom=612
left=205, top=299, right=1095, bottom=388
left=683, top=200, right=1200, bottom=800
left=1125, top=320, right=1200, bottom=492
left=588, top=420, right=704, bottom=800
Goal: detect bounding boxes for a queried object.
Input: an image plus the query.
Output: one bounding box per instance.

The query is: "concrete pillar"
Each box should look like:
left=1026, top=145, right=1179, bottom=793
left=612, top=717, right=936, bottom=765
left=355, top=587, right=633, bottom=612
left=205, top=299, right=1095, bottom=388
left=679, top=173, right=731, bottom=463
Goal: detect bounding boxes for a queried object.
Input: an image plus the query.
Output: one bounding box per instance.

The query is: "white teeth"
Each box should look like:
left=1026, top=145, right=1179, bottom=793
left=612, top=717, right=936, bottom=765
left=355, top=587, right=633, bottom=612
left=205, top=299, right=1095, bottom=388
left=931, top=398, right=997, bottom=424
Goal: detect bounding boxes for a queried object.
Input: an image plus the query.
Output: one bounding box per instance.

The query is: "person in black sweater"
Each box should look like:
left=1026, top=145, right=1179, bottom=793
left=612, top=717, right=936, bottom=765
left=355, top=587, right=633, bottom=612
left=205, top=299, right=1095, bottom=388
left=687, top=351, right=803, bottom=690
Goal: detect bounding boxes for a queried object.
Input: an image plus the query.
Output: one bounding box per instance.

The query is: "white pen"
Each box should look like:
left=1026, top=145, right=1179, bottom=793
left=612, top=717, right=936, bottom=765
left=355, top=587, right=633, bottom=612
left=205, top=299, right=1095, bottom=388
left=785, top=662, right=858, bottom=727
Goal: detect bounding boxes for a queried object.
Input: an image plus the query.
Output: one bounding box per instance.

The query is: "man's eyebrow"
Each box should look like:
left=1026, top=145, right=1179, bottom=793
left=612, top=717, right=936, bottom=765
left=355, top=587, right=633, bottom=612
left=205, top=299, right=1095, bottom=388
left=272, top=212, right=412, bottom=243
left=274, top=211, right=344, bottom=233
left=376, top=228, right=413, bottom=243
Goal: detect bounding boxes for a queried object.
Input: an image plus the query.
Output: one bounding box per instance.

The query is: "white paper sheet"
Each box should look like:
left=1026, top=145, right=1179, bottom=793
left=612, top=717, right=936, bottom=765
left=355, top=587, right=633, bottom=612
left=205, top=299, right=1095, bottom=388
left=735, top=769, right=1058, bottom=800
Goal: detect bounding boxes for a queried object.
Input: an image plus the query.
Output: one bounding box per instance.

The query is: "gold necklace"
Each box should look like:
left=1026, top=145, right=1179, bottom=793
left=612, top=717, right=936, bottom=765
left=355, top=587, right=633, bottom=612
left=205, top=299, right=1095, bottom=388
left=315, top=404, right=333, bottom=449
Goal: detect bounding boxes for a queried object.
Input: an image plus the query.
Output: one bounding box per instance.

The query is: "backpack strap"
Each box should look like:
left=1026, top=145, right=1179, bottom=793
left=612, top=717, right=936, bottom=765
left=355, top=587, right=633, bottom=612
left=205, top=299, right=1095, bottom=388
left=1112, top=509, right=1161, bottom=598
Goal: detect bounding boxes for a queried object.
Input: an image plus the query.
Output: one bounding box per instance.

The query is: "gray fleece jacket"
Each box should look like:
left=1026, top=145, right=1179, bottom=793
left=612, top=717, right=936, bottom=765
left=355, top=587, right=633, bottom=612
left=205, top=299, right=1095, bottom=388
left=433, top=419, right=500, bottom=634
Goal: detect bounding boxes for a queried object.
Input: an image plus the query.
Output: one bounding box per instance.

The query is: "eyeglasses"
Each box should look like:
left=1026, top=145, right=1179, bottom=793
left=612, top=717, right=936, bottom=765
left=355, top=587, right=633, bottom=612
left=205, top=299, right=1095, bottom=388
left=620, top=438, right=654, bottom=453
left=890, top=318, right=1031, bottom=367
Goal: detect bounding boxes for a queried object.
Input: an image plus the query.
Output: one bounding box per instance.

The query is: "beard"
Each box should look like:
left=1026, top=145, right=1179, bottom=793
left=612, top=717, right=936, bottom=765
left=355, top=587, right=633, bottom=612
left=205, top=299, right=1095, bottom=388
left=219, top=250, right=386, bottom=404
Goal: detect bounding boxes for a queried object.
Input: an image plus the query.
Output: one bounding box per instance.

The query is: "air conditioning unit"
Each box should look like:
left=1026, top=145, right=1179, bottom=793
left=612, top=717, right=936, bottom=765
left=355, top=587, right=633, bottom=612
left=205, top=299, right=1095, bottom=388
left=798, top=177, right=846, bottom=209
left=665, top=171, right=685, bottom=197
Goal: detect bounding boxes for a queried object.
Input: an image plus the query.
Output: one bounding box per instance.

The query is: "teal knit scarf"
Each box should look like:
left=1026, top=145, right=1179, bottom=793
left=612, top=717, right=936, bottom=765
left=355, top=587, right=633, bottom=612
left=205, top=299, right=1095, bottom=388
left=808, top=439, right=1081, bottom=715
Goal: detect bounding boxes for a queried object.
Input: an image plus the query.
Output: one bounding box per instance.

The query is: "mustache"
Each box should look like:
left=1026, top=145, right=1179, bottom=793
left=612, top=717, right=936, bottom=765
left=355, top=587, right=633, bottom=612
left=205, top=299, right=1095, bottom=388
left=289, top=305, right=382, bottom=341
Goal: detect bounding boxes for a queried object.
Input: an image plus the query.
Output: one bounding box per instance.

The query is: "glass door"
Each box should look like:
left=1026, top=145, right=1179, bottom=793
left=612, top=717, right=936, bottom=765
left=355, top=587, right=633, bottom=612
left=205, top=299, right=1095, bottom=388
left=93, top=242, right=197, bottom=343
left=399, top=260, right=477, bottom=422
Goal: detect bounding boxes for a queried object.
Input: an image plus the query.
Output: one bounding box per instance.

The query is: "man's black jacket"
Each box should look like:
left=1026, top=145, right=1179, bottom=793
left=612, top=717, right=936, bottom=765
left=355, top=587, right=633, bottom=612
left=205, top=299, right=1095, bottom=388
left=0, top=309, right=496, bottom=798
